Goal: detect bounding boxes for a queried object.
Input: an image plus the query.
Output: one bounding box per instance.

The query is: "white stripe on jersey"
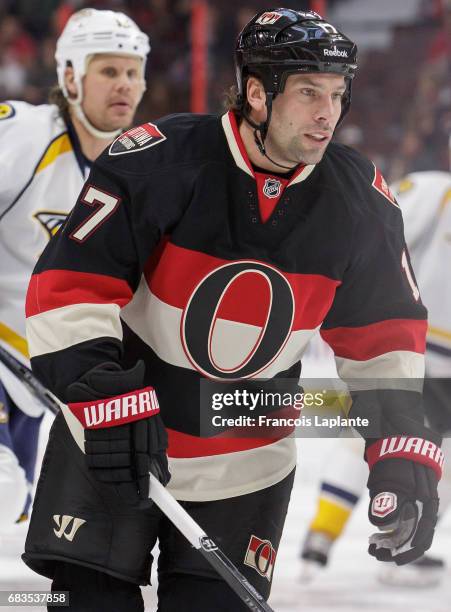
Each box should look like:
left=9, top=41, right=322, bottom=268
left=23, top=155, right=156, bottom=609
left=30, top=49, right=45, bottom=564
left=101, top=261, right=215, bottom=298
left=26, top=303, right=123, bottom=358
left=335, top=351, right=425, bottom=384
left=121, top=275, right=320, bottom=377
left=167, top=436, right=297, bottom=501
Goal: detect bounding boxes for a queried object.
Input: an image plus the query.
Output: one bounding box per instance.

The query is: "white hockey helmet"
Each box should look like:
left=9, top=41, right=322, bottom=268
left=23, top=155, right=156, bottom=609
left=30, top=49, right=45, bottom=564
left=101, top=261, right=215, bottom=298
left=55, top=8, right=150, bottom=138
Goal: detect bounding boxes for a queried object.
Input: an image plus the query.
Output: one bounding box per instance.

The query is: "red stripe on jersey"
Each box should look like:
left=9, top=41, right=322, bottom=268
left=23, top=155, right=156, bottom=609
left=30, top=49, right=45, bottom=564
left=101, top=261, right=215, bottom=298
left=167, top=406, right=298, bottom=458
left=167, top=428, right=288, bottom=458
left=147, top=242, right=340, bottom=331
left=320, top=318, right=427, bottom=360
left=26, top=270, right=133, bottom=316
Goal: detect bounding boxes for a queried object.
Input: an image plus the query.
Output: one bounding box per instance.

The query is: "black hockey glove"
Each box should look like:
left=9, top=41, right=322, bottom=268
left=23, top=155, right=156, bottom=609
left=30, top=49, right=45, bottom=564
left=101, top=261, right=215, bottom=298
left=365, top=436, right=443, bottom=565
left=66, top=361, right=170, bottom=505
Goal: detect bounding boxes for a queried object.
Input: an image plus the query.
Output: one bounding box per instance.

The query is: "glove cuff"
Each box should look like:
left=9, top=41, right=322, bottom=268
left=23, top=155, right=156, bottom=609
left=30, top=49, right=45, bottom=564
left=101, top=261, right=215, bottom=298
left=366, top=436, right=444, bottom=480
left=68, top=386, right=160, bottom=429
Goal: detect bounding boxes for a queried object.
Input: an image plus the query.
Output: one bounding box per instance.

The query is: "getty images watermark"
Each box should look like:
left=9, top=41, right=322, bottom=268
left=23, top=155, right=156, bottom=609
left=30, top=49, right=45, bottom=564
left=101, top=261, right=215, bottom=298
left=199, top=377, right=430, bottom=438
left=206, top=385, right=369, bottom=433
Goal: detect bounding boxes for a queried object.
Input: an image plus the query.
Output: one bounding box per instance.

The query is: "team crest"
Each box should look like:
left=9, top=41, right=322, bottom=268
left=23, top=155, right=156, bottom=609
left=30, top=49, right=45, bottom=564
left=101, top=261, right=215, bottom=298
left=371, top=492, right=397, bottom=518
left=109, top=123, right=166, bottom=156
left=255, top=12, right=283, bottom=25
left=33, top=211, right=68, bottom=240
left=263, top=177, right=282, bottom=199
left=372, top=165, right=398, bottom=207
left=244, top=535, right=277, bottom=581
left=0, top=103, right=15, bottom=120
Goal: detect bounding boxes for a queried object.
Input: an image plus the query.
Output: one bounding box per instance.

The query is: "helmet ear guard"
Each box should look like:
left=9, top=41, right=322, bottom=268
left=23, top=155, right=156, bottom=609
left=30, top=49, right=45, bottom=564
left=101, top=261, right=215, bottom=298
left=234, top=8, right=358, bottom=154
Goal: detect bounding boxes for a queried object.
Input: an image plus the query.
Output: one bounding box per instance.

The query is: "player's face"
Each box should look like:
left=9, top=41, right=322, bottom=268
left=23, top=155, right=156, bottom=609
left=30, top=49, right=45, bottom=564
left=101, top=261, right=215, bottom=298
left=81, top=54, right=144, bottom=131
left=265, top=73, right=346, bottom=166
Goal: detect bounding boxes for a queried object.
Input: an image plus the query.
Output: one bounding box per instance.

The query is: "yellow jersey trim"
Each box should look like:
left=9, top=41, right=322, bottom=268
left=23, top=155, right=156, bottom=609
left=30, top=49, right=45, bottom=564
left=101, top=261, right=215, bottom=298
left=0, top=322, right=29, bottom=358
left=36, top=133, right=72, bottom=175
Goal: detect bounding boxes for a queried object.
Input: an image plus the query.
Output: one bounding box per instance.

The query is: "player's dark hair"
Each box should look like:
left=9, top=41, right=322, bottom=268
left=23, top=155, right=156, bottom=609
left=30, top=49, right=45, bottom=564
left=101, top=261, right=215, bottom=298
left=223, top=73, right=262, bottom=117
left=48, top=85, right=71, bottom=124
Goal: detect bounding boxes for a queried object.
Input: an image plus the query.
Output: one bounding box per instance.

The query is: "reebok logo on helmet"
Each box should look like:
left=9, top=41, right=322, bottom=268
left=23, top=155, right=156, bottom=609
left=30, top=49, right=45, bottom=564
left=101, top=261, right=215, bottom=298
left=323, top=47, right=349, bottom=58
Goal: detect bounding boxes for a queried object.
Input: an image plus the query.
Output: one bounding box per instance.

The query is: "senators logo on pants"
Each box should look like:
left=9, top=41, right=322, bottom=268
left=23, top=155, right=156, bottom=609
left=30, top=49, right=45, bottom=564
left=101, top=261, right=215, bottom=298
left=244, top=534, right=276, bottom=581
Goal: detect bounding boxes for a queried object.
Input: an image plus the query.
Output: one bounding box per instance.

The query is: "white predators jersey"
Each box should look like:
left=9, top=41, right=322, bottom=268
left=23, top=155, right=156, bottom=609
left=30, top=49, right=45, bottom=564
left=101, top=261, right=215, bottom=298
left=392, top=171, right=451, bottom=376
left=0, top=101, right=90, bottom=413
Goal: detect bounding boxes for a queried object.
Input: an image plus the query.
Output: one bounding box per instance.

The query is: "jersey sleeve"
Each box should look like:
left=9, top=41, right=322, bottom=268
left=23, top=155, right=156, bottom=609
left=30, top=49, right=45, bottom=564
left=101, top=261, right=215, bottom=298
left=25, top=155, right=187, bottom=401
left=319, top=179, right=427, bottom=438
left=0, top=101, right=55, bottom=216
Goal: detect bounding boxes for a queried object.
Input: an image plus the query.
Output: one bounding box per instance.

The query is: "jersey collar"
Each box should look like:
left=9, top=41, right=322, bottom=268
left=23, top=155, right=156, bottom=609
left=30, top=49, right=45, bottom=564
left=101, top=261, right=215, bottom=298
left=221, top=111, right=316, bottom=187
left=65, top=117, right=92, bottom=178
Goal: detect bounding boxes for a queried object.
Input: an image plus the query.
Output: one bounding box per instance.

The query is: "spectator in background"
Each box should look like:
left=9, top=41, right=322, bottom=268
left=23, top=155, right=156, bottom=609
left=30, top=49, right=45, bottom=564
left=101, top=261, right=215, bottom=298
left=390, top=2, right=450, bottom=180
left=0, top=14, right=35, bottom=97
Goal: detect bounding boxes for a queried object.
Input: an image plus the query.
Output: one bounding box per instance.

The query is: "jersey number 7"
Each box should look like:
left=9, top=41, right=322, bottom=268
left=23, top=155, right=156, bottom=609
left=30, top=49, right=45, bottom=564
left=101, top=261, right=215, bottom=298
left=70, top=185, right=121, bottom=243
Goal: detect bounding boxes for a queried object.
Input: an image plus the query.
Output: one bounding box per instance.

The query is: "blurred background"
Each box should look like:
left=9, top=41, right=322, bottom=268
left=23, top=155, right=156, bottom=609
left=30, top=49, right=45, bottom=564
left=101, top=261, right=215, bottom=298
left=0, top=0, right=450, bottom=181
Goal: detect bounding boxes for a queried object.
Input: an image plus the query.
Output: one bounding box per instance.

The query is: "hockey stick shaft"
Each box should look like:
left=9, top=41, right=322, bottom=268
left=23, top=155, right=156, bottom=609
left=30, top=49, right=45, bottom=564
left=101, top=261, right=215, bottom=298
left=0, top=344, right=60, bottom=415
left=148, top=473, right=274, bottom=612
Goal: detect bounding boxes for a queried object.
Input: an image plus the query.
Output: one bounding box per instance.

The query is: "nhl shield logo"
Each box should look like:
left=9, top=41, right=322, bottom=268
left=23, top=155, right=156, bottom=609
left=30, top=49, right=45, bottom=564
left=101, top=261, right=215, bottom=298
left=263, top=177, right=282, bottom=199
left=371, top=492, right=397, bottom=518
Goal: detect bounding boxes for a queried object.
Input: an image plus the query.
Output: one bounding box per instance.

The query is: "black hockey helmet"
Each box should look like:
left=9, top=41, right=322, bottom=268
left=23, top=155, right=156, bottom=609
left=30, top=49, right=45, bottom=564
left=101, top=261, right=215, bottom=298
left=235, top=8, right=358, bottom=161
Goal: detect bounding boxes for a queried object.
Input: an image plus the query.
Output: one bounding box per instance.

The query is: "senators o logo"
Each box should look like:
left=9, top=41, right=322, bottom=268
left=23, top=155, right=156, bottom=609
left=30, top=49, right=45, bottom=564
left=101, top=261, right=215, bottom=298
left=255, top=540, right=274, bottom=576
left=181, top=261, right=294, bottom=379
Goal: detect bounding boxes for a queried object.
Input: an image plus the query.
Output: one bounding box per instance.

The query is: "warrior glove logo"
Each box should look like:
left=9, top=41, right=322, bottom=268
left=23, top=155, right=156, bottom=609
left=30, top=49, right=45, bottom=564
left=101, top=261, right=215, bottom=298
left=244, top=535, right=276, bottom=581
left=68, top=387, right=160, bottom=429
left=53, top=515, right=86, bottom=542
left=371, top=492, right=397, bottom=518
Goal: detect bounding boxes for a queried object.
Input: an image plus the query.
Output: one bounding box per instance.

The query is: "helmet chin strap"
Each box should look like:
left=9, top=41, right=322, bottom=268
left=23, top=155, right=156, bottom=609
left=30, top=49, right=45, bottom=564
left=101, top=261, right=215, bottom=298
left=242, top=92, right=297, bottom=172
left=71, top=100, right=122, bottom=140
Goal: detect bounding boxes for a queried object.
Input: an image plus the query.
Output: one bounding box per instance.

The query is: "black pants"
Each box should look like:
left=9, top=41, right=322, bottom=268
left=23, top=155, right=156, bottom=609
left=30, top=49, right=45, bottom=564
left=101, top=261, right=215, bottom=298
left=23, top=413, right=295, bottom=610
left=51, top=560, right=270, bottom=612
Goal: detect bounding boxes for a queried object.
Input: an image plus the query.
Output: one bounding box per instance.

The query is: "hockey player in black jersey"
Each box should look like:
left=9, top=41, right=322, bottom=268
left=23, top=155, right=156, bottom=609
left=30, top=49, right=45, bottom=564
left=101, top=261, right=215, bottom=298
left=23, top=8, right=442, bottom=612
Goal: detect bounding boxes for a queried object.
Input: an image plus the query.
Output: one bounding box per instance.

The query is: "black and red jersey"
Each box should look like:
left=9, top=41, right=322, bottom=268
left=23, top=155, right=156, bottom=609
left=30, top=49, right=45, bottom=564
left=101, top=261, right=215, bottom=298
left=25, top=111, right=426, bottom=501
